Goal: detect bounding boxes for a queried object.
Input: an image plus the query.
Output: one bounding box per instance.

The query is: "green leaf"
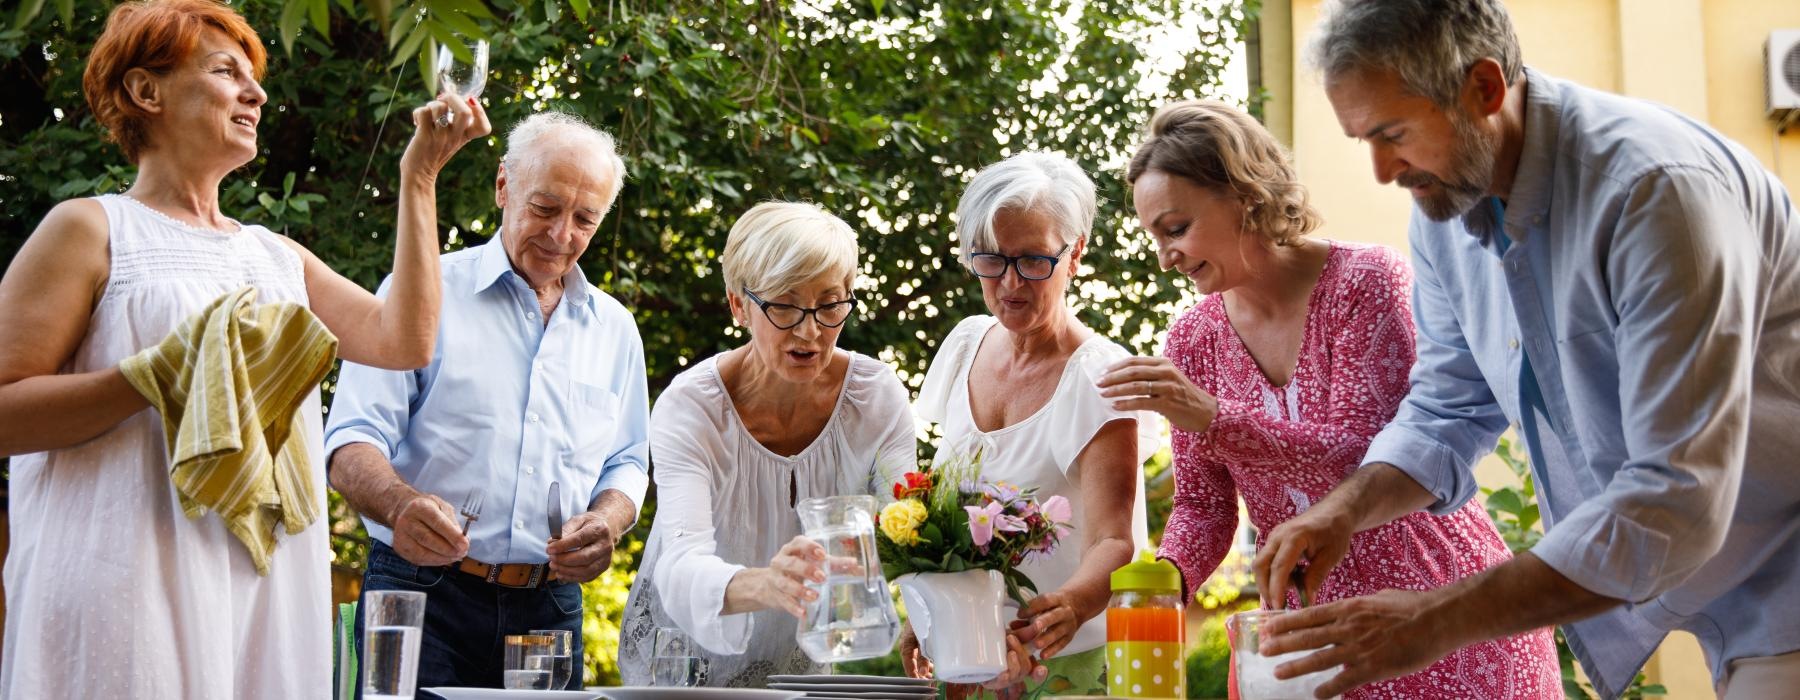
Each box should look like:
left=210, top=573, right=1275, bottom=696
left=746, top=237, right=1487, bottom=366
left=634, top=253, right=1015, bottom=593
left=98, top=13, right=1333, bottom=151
left=257, top=192, right=279, bottom=209
left=283, top=171, right=297, bottom=196
left=426, top=21, right=472, bottom=63
left=308, top=0, right=332, bottom=41
left=425, top=2, right=486, bottom=41
left=568, top=0, right=590, bottom=23
left=542, top=0, right=560, bottom=24
left=11, top=0, right=46, bottom=30
left=53, top=0, right=70, bottom=26
left=435, top=0, right=496, bottom=20
left=291, top=198, right=311, bottom=213
left=391, top=22, right=429, bottom=69
left=1485, top=489, right=1524, bottom=517
left=872, top=0, right=885, bottom=14
left=388, top=3, right=425, bottom=50
left=278, top=0, right=309, bottom=56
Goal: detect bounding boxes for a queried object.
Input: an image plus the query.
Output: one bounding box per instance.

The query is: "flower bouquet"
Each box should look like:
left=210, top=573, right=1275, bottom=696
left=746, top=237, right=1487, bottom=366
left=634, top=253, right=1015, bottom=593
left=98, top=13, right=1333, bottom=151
left=873, top=452, right=1073, bottom=682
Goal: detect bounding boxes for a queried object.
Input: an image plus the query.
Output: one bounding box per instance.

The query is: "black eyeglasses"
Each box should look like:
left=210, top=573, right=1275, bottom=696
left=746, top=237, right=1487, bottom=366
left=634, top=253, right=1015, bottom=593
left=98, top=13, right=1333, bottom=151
left=741, top=287, right=857, bottom=330
left=966, top=244, right=1070, bottom=281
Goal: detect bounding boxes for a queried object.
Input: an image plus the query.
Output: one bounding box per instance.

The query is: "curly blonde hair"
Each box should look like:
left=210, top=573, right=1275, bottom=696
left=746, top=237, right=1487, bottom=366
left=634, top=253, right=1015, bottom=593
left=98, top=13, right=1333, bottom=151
left=1126, top=99, right=1322, bottom=246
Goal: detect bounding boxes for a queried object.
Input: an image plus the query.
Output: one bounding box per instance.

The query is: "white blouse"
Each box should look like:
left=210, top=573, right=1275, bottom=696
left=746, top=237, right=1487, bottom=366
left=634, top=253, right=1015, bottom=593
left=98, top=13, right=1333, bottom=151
left=915, top=315, right=1158, bottom=658
left=618, top=351, right=916, bottom=686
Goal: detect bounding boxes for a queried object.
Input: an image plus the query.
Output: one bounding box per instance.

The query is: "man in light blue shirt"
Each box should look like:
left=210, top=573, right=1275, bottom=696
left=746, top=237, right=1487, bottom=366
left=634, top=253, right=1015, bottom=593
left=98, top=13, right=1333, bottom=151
left=326, top=112, right=649, bottom=692
left=1251, top=2, right=1800, bottom=698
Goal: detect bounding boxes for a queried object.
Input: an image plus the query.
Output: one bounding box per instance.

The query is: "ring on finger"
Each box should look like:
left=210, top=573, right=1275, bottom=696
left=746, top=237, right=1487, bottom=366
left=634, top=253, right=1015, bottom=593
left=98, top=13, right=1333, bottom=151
left=434, top=110, right=453, bottom=128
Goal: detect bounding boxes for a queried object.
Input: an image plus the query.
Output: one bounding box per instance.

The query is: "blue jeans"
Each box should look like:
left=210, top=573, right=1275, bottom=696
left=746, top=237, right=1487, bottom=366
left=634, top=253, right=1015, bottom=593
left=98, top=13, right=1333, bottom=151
left=354, top=540, right=585, bottom=696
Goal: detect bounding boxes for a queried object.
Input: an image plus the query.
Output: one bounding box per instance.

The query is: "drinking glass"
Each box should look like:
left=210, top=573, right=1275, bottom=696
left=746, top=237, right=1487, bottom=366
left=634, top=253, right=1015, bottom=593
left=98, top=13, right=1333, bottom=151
left=432, top=34, right=488, bottom=126
left=503, top=634, right=555, bottom=690
left=650, top=627, right=708, bottom=687
left=362, top=590, right=427, bottom=700
left=529, top=628, right=574, bottom=690
left=1228, top=610, right=1341, bottom=700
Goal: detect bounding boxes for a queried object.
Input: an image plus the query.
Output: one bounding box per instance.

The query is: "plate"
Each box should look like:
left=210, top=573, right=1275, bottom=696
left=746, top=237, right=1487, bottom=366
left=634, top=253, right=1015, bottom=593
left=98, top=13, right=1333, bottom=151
left=592, top=688, right=803, bottom=700
left=767, top=685, right=936, bottom=697
left=422, top=690, right=604, bottom=700
left=766, top=676, right=935, bottom=687
left=772, top=692, right=937, bottom=700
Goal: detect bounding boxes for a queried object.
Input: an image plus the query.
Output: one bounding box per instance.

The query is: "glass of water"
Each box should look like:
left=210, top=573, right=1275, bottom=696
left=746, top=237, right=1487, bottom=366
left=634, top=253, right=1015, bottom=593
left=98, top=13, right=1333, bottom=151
left=503, top=634, right=555, bottom=690
left=650, top=627, right=708, bottom=687
left=1228, top=609, right=1341, bottom=700
left=529, top=629, right=574, bottom=690
left=362, top=590, right=427, bottom=700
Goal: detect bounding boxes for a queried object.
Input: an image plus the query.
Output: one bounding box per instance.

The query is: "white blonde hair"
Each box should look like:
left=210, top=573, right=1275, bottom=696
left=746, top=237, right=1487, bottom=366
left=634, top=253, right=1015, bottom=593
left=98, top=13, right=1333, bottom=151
left=722, top=201, right=859, bottom=300
left=953, top=151, right=1096, bottom=267
left=502, top=111, right=629, bottom=214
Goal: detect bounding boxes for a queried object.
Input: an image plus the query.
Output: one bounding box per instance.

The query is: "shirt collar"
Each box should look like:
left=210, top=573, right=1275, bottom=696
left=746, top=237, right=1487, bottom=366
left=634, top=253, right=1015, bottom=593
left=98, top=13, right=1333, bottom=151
left=469, top=234, right=596, bottom=311
left=1459, top=66, right=1562, bottom=245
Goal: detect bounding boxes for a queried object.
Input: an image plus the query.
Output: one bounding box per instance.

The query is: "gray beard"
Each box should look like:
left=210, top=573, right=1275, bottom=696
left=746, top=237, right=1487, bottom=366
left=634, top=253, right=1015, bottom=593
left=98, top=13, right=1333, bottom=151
left=1402, top=114, right=1498, bottom=222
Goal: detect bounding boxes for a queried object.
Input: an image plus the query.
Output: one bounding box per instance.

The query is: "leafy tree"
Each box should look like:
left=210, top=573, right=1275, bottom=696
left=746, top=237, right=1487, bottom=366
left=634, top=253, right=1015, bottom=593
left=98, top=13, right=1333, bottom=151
left=2, top=0, right=1251, bottom=683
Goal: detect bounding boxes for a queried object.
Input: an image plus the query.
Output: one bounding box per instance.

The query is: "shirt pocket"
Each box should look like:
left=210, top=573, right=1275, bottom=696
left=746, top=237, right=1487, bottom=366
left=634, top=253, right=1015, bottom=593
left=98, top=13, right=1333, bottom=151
left=568, top=381, right=621, bottom=474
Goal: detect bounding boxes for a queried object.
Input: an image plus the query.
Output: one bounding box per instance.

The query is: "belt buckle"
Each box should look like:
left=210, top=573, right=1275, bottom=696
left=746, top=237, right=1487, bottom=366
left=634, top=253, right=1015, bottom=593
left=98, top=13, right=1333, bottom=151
left=526, top=564, right=544, bottom=588
left=484, top=562, right=502, bottom=584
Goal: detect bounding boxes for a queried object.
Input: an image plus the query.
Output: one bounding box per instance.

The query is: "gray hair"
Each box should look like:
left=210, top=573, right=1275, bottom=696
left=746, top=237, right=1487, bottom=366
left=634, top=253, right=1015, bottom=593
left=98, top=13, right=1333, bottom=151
left=722, top=201, right=859, bottom=301
left=1306, top=0, right=1523, bottom=108
left=953, top=151, right=1096, bottom=266
left=501, top=111, right=629, bottom=214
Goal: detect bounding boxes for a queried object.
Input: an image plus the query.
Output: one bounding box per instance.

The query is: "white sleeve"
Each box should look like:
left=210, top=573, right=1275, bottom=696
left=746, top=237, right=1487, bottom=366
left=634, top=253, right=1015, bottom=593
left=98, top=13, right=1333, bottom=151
left=1054, top=341, right=1164, bottom=470
left=914, top=316, right=991, bottom=424
left=647, top=386, right=756, bottom=655
left=864, top=361, right=921, bottom=498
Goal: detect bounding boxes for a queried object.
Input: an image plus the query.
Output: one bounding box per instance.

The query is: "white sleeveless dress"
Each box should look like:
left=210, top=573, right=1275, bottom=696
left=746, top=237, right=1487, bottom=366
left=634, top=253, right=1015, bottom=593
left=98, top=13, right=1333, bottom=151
left=1, top=195, right=331, bottom=699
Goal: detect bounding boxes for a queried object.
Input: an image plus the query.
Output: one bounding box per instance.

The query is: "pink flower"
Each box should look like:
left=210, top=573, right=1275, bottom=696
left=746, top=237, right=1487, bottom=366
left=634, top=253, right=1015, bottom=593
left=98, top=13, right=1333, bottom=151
left=984, top=481, right=1022, bottom=505
left=1040, top=495, right=1072, bottom=524
left=995, top=513, right=1029, bottom=534
left=965, top=501, right=1004, bottom=547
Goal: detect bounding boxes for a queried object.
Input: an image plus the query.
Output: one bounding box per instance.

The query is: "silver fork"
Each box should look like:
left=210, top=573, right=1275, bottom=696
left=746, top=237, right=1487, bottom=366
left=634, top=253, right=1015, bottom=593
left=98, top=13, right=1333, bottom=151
left=458, top=490, right=484, bottom=535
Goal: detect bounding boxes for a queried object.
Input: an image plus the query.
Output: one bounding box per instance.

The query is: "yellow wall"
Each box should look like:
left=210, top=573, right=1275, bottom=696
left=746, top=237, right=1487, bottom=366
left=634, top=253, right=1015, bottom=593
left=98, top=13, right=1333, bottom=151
left=1266, top=1, right=1800, bottom=697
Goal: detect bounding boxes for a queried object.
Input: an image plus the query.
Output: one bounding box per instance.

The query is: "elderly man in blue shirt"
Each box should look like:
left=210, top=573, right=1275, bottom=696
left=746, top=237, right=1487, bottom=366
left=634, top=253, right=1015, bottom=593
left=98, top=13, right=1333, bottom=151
left=326, top=111, right=649, bottom=692
left=1251, top=1, right=1800, bottom=699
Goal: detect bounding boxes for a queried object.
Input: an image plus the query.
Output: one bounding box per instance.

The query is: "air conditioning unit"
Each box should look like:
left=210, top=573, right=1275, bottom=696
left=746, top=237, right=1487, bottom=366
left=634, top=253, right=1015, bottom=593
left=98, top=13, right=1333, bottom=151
left=1769, top=30, right=1800, bottom=127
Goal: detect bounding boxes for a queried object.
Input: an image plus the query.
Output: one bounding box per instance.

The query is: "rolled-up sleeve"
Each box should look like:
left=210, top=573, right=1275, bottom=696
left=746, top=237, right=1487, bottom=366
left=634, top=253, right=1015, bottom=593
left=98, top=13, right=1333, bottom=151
left=593, top=332, right=651, bottom=512
left=323, top=276, right=419, bottom=465
left=1529, top=169, right=1754, bottom=603
left=1363, top=222, right=1510, bottom=514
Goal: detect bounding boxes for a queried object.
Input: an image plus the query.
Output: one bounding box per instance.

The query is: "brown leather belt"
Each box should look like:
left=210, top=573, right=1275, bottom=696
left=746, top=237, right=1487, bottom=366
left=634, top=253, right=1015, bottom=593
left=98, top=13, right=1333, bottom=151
left=454, top=557, right=551, bottom=588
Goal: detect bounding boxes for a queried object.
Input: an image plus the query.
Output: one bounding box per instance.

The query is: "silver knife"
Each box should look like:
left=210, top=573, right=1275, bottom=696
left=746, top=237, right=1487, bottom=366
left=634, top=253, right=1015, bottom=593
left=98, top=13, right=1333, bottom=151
left=547, top=480, right=564, bottom=545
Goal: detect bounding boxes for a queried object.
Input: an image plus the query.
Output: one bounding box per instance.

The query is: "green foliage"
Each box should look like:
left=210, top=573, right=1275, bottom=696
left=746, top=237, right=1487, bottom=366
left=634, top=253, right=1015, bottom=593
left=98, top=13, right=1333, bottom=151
left=1, top=0, right=1251, bottom=684
left=1185, top=599, right=1252, bottom=699
left=1484, top=437, right=1665, bottom=700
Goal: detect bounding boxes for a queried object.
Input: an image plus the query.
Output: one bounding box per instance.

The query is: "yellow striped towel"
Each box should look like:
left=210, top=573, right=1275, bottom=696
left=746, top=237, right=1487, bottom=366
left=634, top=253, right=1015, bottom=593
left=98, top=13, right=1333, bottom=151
left=121, top=286, right=339, bottom=575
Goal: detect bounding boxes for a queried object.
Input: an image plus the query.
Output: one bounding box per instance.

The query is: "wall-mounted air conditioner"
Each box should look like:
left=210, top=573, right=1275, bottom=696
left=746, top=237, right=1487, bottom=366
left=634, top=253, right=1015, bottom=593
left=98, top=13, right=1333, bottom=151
left=1769, top=30, right=1800, bottom=131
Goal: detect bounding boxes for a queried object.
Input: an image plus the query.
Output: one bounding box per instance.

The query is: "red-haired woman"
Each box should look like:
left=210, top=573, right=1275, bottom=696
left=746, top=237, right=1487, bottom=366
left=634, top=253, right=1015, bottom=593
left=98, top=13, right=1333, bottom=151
left=0, top=1, right=487, bottom=697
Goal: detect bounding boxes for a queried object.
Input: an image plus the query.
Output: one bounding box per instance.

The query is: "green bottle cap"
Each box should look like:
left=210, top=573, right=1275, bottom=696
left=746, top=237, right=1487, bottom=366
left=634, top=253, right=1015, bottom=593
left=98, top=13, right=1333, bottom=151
left=1110, top=549, right=1180, bottom=592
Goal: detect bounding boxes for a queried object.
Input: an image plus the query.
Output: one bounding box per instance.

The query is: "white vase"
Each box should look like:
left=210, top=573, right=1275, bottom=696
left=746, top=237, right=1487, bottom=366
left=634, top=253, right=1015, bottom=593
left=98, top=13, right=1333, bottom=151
left=895, top=569, right=1017, bottom=684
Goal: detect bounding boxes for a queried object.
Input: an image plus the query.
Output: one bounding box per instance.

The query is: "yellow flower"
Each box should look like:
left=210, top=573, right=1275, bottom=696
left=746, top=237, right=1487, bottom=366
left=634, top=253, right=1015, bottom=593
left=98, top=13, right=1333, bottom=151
left=880, top=499, right=928, bottom=546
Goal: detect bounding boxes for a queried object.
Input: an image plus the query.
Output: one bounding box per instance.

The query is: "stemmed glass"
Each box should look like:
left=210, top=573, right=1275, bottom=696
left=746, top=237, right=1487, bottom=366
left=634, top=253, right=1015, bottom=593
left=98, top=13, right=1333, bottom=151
left=432, top=34, right=488, bottom=127
left=529, top=628, right=574, bottom=690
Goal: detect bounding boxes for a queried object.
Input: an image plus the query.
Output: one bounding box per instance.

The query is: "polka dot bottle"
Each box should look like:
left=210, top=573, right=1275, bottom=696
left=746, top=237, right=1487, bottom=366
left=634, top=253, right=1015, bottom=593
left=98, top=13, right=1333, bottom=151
left=1106, top=551, right=1186, bottom=699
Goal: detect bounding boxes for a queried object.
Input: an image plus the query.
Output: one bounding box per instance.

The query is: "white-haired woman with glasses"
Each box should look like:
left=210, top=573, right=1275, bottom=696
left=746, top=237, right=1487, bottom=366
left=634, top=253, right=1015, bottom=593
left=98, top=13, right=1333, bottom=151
left=906, top=152, right=1159, bottom=696
left=617, top=201, right=917, bottom=687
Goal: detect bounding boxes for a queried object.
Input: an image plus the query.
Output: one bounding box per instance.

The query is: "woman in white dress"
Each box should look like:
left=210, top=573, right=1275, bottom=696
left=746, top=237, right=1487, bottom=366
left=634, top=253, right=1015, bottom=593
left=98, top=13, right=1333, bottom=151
left=907, top=152, right=1158, bottom=697
left=0, top=1, right=487, bottom=697
left=618, top=202, right=916, bottom=686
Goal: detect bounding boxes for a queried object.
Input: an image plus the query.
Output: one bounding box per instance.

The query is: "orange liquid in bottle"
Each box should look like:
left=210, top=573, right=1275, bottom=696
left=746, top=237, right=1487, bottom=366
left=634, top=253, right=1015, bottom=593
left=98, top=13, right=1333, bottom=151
left=1106, top=606, right=1183, bottom=643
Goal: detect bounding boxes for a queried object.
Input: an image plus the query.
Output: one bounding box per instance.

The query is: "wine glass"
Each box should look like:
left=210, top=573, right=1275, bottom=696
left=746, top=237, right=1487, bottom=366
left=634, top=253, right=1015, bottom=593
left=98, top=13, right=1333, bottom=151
left=433, top=35, right=488, bottom=127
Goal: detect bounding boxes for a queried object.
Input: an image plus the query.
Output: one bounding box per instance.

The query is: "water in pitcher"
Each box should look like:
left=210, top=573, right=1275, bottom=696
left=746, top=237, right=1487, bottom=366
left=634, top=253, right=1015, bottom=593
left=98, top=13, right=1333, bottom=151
left=793, top=497, right=901, bottom=663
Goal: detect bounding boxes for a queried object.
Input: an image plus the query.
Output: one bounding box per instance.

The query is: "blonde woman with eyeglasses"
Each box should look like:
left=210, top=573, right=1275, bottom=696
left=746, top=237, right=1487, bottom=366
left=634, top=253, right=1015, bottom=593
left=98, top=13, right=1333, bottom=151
left=617, top=201, right=916, bottom=687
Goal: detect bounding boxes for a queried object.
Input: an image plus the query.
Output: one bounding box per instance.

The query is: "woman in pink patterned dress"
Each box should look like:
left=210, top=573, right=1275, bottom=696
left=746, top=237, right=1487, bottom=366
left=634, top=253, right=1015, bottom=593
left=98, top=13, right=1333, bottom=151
left=1096, top=100, right=1559, bottom=698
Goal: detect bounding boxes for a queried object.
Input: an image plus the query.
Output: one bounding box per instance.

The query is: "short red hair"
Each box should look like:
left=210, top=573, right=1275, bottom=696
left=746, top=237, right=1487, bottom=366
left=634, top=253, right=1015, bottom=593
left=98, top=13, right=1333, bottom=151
left=82, top=0, right=266, bottom=163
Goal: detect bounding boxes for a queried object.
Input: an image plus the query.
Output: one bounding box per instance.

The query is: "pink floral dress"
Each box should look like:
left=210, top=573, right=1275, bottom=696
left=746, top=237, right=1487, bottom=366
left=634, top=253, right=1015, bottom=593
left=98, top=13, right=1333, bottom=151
left=1156, top=241, right=1561, bottom=699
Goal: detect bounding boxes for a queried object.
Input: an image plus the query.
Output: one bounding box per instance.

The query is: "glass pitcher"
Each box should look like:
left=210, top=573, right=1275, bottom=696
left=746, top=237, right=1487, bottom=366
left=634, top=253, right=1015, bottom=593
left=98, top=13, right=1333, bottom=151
left=793, top=495, right=901, bottom=662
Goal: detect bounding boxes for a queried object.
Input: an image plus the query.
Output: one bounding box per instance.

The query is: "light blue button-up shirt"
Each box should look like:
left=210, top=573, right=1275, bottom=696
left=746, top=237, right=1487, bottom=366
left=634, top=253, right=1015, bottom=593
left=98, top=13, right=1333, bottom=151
left=325, top=236, right=651, bottom=564
left=1363, top=68, right=1800, bottom=698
